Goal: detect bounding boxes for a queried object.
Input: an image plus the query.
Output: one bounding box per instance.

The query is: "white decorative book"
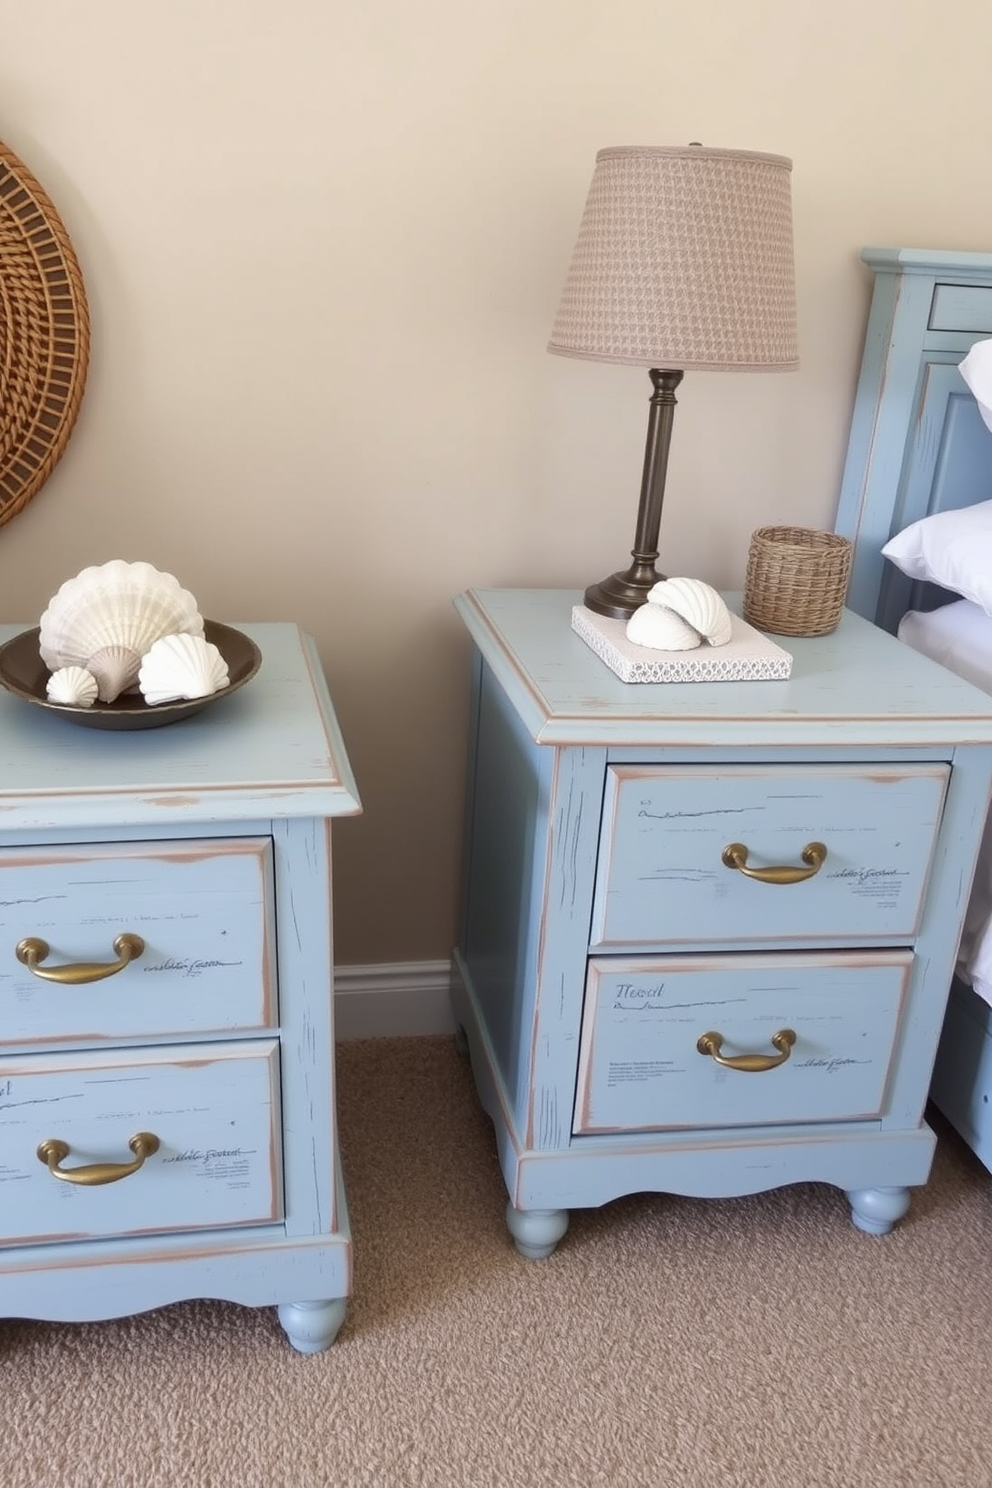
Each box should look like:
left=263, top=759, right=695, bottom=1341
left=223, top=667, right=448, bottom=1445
left=571, top=605, right=793, bottom=683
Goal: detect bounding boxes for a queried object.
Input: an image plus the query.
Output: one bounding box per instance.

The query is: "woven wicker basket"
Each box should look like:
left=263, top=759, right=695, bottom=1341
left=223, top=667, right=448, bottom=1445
left=743, top=526, right=853, bottom=637
left=0, top=137, right=89, bottom=529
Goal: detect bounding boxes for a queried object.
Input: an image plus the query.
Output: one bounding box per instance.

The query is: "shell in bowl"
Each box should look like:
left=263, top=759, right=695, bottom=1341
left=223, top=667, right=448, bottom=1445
left=626, top=603, right=702, bottom=651
left=46, top=665, right=99, bottom=708
left=0, top=620, right=260, bottom=730
left=138, top=632, right=230, bottom=707
left=39, top=560, right=205, bottom=702
left=646, top=577, right=733, bottom=647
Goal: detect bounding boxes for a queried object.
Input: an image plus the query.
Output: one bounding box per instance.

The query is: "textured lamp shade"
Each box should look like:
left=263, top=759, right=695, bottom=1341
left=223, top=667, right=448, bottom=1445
left=549, top=143, right=800, bottom=622
left=548, top=145, right=798, bottom=371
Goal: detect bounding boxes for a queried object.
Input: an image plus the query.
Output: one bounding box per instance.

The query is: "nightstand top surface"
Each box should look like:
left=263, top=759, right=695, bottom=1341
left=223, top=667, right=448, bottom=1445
left=0, top=621, right=360, bottom=830
left=456, top=589, right=992, bottom=748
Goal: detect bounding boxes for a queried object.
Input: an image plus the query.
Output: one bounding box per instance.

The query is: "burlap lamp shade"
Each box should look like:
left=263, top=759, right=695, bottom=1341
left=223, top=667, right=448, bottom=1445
left=548, top=144, right=798, bottom=617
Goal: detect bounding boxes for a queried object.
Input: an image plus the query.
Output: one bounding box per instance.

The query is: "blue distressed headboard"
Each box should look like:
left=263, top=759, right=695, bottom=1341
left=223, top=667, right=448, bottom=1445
left=834, top=247, right=992, bottom=633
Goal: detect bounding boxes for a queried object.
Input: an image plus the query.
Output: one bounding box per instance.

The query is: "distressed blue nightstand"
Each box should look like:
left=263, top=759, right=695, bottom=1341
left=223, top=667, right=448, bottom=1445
left=0, top=623, right=360, bottom=1351
left=452, top=589, right=992, bottom=1257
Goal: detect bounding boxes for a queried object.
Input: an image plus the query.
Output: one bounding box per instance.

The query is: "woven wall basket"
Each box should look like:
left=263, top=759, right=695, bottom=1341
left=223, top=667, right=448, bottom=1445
left=0, top=138, right=89, bottom=528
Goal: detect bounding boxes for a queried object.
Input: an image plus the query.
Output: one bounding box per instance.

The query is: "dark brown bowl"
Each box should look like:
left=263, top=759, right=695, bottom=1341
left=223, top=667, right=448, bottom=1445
left=0, top=620, right=262, bottom=730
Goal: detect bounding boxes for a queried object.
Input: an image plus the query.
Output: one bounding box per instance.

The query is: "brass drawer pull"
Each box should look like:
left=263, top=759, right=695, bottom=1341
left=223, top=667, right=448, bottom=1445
left=36, top=1131, right=160, bottom=1186
left=696, top=1028, right=796, bottom=1072
left=722, top=841, right=827, bottom=884
left=16, top=933, right=145, bottom=984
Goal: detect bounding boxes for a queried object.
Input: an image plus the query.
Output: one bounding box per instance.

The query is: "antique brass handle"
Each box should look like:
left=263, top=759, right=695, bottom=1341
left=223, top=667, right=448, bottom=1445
left=16, top=933, right=145, bottom=984
left=36, top=1132, right=160, bottom=1186
left=721, top=841, right=827, bottom=885
left=696, top=1028, right=796, bottom=1072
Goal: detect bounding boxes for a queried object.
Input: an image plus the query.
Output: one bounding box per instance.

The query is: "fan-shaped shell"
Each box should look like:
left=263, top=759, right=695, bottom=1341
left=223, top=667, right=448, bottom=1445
left=39, top=560, right=205, bottom=702
left=138, top=632, right=230, bottom=706
left=626, top=603, right=702, bottom=651
left=46, top=665, right=98, bottom=708
left=647, top=577, right=733, bottom=646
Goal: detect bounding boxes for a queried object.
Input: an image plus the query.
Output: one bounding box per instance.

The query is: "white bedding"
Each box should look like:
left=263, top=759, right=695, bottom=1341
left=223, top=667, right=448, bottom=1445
left=898, top=599, right=992, bottom=1005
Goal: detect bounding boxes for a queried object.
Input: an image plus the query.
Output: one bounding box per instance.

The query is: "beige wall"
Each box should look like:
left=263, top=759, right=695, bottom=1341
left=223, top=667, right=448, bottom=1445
left=2, top=1, right=990, bottom=964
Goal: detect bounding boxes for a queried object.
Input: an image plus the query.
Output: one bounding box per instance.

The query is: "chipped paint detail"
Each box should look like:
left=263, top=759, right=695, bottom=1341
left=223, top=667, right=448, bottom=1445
left=141, top=795, right=205, bottom=809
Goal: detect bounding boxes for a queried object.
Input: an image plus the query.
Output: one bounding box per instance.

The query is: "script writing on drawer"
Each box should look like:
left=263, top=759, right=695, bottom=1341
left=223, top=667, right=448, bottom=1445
left=591, top=764, right=948, bottom=948
left=0, top=838, right=277, bottom=1045
left=573, top=952, right=913, bottom=1135
left=0, top=1039, right=283, bottom=1246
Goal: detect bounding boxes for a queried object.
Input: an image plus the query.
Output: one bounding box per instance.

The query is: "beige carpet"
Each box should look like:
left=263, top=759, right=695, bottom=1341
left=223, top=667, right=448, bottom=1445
left=3, top=1036, right=992, bottom=1488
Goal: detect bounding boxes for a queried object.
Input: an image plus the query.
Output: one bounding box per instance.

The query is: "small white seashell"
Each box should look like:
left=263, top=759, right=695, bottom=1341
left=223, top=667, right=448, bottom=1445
left=138, top=632, right=230, bottom=706
left=39, top=560, right=205, bottom=702
left=46, top=665, right=99, bottom=708
left=646, top=577, right=733, bottom=646
left=626, top=603, right=702, bottom=651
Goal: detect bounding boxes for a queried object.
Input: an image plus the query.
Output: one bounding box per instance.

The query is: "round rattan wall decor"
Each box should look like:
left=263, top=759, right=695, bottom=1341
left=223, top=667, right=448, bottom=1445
left=0, top=138, right=89, bottom=528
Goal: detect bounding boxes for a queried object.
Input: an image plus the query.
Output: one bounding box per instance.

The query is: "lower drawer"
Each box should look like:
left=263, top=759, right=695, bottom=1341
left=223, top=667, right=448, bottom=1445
left=573, top=952, right=913, bottom=1135
left=0, top=1040, right=283, bottom=1246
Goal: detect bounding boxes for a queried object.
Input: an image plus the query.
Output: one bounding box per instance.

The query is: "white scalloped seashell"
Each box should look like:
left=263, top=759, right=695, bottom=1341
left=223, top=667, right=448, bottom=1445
left=39, top=560, right=205, bottom=702
left=138, top=632, right=230, bottom=706
left=46, top=665, right=99, bottom=708
left=646, top=577, right=733, bottom=646
left=626, top=603, right=702, bottom=651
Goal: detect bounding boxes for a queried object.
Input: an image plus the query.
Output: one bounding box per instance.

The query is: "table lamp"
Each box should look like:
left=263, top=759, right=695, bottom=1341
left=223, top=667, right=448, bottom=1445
left=548, top=144, right=798, bottom=618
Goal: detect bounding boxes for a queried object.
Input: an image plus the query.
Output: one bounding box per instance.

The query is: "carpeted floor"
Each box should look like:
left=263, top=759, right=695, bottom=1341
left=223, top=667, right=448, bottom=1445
left=3, top=1035, right=992, bottom=1488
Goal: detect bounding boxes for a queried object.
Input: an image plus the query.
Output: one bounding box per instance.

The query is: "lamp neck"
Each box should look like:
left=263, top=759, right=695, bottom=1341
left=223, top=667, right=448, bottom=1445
left=631, top=368, right=683, bottom=557
left=582, top=367, right=684, bottom=619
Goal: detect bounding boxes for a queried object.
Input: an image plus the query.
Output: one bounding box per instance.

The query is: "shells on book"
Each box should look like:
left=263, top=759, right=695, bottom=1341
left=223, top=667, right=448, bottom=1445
left=39, top=560, right=205, bottom=702
left=46, top=664, right=99, bottom=708
left=646, top=577, right=733, bottom=646
left=626, top=602, right=702, bottom=651
left=138, top=631, right=230, bottom=706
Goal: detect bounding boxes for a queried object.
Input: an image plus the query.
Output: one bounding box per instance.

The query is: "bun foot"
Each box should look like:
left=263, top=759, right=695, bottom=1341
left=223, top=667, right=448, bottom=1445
left=277, top=1297, right=347, bottom=1352
left=505, top=1203, right=569, bottom=1259
left=845, top=1185, right=911, bottom=1235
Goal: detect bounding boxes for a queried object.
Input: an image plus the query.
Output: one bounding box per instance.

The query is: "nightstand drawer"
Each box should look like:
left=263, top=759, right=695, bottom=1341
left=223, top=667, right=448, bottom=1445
left=591, top=764, right=948, bottom=948
left=0, top=1039, right=283, bottom=1245
left=0, top=838, right=276, bottom=1046
left=573, top=952, right=912, bottom=1135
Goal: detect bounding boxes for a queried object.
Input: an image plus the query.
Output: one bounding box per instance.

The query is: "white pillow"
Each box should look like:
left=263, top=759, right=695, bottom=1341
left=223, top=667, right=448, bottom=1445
left=960, top=338, right=992, bottom=434
left=881, top=499, right=992, bottom=616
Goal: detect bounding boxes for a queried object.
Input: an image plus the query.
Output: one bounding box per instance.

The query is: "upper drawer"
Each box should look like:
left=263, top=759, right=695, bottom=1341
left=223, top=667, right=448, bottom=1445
left=0, top=1039, right=283, bottom=1246
left=929, top=284, right=992, bottom=333
left=0, top=838, right=276, bottom=1047
left=590, top=764, right=948, bottom=949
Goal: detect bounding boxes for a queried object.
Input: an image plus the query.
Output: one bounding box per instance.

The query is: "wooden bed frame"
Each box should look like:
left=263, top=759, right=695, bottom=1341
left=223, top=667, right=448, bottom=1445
left=835, top=246, right=992, bottom=1172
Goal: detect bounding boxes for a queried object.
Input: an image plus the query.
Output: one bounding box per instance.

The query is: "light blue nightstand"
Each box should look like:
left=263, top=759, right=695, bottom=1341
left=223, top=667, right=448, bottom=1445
left=452, top=589, right=992, bottom=1257
left=0, top=623, right=360, bottom=1351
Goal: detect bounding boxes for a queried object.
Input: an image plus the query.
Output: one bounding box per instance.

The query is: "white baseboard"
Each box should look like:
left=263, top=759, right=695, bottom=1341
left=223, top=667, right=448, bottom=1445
left=334, top=959, right=456, bottom=1040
